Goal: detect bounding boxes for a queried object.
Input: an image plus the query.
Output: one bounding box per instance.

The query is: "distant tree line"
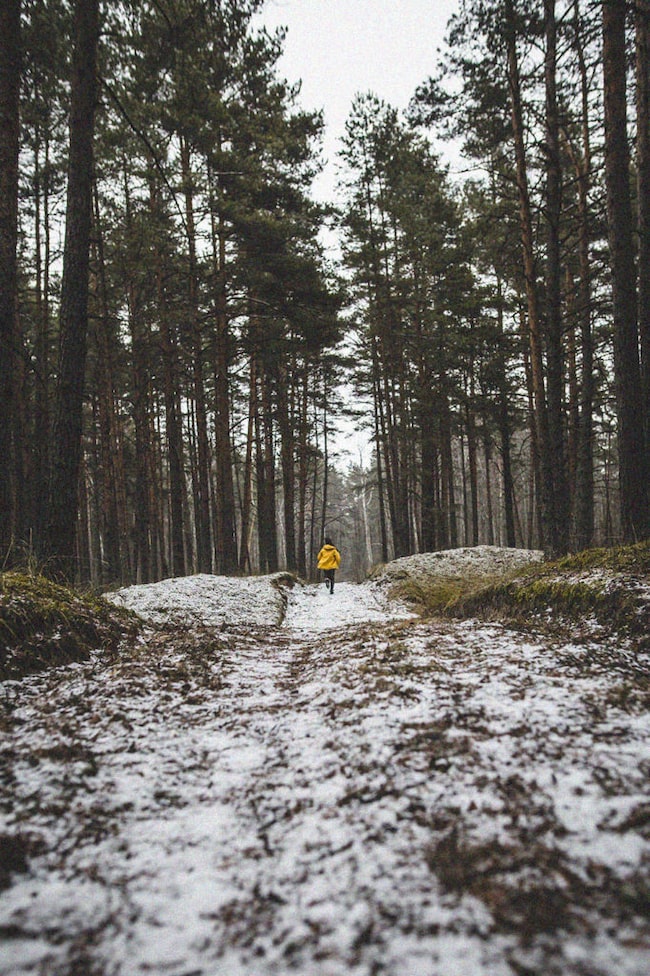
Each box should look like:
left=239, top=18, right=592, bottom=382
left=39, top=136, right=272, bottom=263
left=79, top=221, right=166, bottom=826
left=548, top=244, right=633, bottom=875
left=0, top=0, right=648, bottom=586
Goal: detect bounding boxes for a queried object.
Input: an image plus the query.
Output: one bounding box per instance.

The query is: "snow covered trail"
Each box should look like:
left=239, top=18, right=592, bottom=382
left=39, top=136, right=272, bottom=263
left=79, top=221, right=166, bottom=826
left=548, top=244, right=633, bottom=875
left=284, top=579, right=417, bottom=631
left=1, top=581, right=650, bottom=976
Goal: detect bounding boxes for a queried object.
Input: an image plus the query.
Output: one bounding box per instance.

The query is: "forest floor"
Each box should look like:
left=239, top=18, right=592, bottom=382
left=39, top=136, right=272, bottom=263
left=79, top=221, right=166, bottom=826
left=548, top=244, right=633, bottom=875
left=1, top=559, right=650, bottom=976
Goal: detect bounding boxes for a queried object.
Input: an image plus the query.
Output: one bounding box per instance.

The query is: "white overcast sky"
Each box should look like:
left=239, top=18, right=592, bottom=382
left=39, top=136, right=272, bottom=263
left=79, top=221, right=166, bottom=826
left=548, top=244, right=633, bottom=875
left=258, top=0, right=461, bottom=201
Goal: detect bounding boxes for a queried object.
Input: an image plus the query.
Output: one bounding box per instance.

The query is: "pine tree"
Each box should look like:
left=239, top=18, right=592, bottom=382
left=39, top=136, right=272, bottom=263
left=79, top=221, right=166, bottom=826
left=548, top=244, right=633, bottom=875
left=45, top=0, right=99, bottom=579
left=0, top=0, right=21, bottom=561
left=603, top=0, right=649, bottom=541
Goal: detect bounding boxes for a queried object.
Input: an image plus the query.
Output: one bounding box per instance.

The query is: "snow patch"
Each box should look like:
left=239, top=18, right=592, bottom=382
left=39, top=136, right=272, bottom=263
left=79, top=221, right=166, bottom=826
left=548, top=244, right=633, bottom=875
left=3, top=553, right=649, bottom=976
left=284, top=580, right=417, bottom=632
left=372, top=545, right=544, bottom=585
left=106, top=572, right=289, bottom=628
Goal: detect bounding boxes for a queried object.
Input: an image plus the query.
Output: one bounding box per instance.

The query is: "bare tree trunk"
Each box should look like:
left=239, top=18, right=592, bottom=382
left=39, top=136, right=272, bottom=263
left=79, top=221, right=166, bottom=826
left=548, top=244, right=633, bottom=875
left=211, top=189, right=238, bottom=573
left=320, top=371, right=329, bottom=544
left=181, top=138, right=212, bottom=572
left=77, top=453, right=92, bottom=582
left=505, top=0, right=557, bottom=555
left=495, top=273, right=516, bottom=546
left=92, top=187, right=122, bottom=582
left=239, top=354, right=256, bottom=574
left=277, top=360, right=297, bottom=572
left=520, top=305, right=543, bottom=548
left=466, top=411, right=479, bottom=546
left=372, top=362, right=389, bottom=562
left=33, top=125, right=51, bottom=548
left=0, top=0, right=21, bottom=560
left=129, top=279, right=153, bottom=582
left=90, top=210, right=133, bottom=583
left=636, top=0, right=650, bottom=469
left=571, top=0, right=596, bottom=549
left=150, top=181, right=186, bottom=578
left=459, top=435, right=469, bottom=547
left=46, top=0, right=99, bottom=579
left=544, top=0, right=570, bottom=547
left=420, top=396, right=438, bottom=551
left=440, top=391, right=457, bottom=548
left=566, top=290, right=580, bottom=496
left=371, top=343, right=390, bottom=561
left=255, top=362, right=278, bottom=573
left=297, top=369, right=309, bottom=578
left=483, top=430, right=495, bottom=546
left=603, top=0, right=649, bottom=540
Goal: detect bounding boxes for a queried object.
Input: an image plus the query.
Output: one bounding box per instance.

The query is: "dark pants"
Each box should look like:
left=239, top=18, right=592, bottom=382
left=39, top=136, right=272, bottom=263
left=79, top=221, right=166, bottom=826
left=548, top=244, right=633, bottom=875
left=324, top=569, right=335, bottom=593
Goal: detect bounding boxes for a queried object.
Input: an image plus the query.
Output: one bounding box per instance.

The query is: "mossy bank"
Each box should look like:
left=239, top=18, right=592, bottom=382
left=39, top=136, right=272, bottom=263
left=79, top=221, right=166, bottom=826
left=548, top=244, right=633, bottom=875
left=449, top=541, right=650, bottom=646
left=0, top=572, right=141, bottom=681
left=376, top=541, right=650, bottom=647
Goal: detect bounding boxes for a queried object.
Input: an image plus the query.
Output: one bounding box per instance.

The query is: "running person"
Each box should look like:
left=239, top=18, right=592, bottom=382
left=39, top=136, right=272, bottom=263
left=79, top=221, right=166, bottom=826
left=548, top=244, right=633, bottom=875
left=317, top=537, right=341, bottom=594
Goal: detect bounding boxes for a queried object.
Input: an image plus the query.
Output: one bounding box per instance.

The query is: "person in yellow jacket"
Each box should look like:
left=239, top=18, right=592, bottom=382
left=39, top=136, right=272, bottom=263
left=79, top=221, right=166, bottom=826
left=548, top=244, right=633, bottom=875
left=317, top=537, right=341, bottom=594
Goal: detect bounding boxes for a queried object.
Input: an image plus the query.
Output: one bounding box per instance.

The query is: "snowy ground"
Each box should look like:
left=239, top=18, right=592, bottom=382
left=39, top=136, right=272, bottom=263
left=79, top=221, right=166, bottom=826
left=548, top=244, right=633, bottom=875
left=370, top=544, right=544, bottom=587
left=107, top=572, right=292, bottom=628
left=1, top=571, right=649, bottom=976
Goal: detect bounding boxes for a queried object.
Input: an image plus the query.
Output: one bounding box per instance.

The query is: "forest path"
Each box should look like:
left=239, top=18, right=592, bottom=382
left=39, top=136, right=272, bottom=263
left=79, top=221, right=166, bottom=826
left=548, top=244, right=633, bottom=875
left=1, top=583, right=650, bottom=976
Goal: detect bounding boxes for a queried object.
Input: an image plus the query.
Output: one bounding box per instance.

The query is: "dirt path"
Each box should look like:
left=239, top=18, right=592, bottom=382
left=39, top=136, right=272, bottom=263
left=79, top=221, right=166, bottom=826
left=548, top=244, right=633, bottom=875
left=1, top=586, right=649, bottom=975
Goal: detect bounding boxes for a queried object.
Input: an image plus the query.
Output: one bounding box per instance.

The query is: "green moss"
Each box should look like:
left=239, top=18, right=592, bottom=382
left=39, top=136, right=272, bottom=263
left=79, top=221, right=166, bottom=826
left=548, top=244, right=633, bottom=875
left=390, top=573, right=512, bottom=615
left=546, top=539, right=650, bottom=575
left=0, top=572, right=140, bottom=681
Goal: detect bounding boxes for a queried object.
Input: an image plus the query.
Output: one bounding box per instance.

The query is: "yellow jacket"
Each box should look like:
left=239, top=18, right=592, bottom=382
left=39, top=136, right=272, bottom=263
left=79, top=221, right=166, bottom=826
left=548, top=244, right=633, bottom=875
left=317, top=544, right=341, bottom=570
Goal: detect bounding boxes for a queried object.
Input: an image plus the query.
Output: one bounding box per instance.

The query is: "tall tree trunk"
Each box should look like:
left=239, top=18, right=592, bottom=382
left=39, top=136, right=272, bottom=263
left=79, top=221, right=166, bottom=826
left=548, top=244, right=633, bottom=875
left=420, top=396, right=438, bottom=552
left=150, top=180, right=186, bottom=578
left=33, top=125, right=51, bottom=548
left=544, top=0, right=570, bottom=548
left=571, top=0, right=596, bottom=549
left=566, top=288, right=580, bottom=495
left=148, top=409, right=165, bottom=580
left=92, top=187, right=122, bottom=583
left=277, top=360, right=297, bottom=571
left=0, top=0, right=21, bottom=561
left=181, top=137, right=212, bottom=572
left=90, top=216, right=132, bottom=583
left=239, top=354, right=256, bottom=574
left=208, top=168, right=238, bottom=574
left=520, top=304, right=543, bottom=547
left=460, top=435, right=469, bottom=546
left=77, top=452, right=92, bottom=582
left=129, top=279, right=153, bottom=582
left=296, top=368, right=309, bottom=578
left=495, top=273, right=516, bottom=547
left=636, top=0, right=650, bottom=469
left=13, top=312, right=28, bottom=545
left=603, top=0, right=649, bottom=540
left=372, top=359, right=389, bottom=562
left=440, top=390, right=456, bottom=549
left=46, top=0, right=99, bottom=579
left=255, top=362, right=278, bottom=573
left=505, top=0, right=557, bottom=555
left=320, top=371, right=329, bottom=545
left=483, top=430, right=495, bottom=546
left=157, top=263, right=186, bottom=578
left=121, top=168, right=154, bottom=583
left=465, top=395, right=479, bottom=547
